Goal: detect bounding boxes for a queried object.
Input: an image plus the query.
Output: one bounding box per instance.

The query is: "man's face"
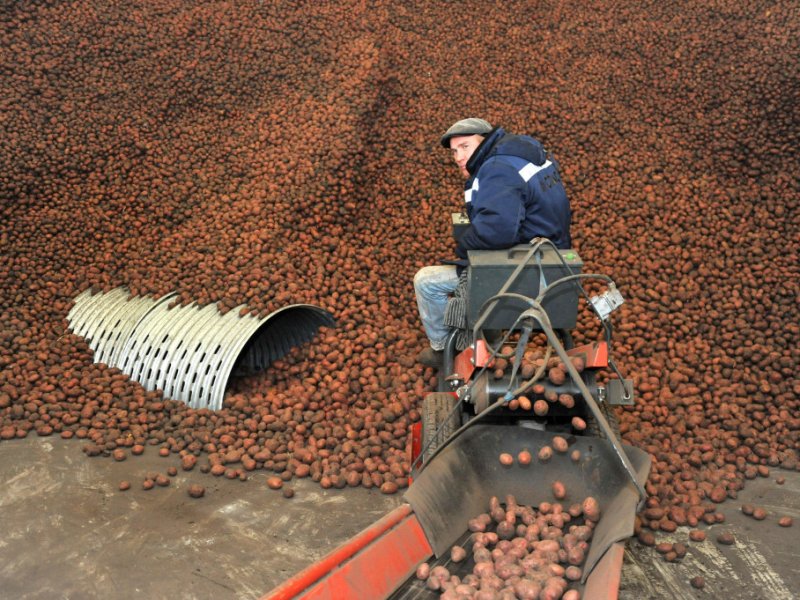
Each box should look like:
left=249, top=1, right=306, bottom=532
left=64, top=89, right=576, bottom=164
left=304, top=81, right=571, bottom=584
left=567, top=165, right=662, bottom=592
left=449, top=134, right=484, bottom=178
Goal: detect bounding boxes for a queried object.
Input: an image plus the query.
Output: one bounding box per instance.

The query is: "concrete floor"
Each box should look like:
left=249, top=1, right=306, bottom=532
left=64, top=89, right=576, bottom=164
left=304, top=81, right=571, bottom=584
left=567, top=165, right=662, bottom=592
left=0, top=437, right=403, bottom=600
left=619, top=470, right=800, bottom=600
left=0, top=436, right=797, bottom=599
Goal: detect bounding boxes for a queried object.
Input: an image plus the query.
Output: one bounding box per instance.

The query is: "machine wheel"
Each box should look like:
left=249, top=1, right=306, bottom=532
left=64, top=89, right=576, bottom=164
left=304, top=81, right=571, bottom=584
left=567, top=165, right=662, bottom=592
left=586, top=400, right=621, bottom=439
left=421, top=392, right=459, bottom=462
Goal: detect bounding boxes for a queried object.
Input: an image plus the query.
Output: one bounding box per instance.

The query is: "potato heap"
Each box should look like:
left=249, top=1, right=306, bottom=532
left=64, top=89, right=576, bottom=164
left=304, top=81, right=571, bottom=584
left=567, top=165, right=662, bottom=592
left=0, top=0, right=797, bottom=520
left=416, top=494, right=598, bottom=599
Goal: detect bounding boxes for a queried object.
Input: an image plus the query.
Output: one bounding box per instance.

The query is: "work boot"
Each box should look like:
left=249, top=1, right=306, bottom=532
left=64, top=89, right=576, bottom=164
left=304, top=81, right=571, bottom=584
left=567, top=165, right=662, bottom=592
left=417, top=347, right=443, bottom=368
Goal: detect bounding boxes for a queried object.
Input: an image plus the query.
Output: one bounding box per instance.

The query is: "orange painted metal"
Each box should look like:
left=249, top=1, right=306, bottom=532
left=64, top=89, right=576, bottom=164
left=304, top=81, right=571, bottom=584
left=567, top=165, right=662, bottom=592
left=453, top=346, right=477, bottom=381
left=262, top=503, right=432, bottom=600
left=567, top=341, right=609, bottom=368
left=453, top=339, right=492, bottom=381
left=409, top=421, right=422, bottom=467
left=583, top=541, right=625, bottom=599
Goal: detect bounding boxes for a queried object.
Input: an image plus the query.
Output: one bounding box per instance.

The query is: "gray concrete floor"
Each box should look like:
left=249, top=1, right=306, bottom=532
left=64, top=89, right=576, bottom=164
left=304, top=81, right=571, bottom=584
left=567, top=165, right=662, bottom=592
left=620, top=470, right=800, bottom=600
left=0, top=436, right=403, bottom=600
left=0, top=437, right=797, bottom=599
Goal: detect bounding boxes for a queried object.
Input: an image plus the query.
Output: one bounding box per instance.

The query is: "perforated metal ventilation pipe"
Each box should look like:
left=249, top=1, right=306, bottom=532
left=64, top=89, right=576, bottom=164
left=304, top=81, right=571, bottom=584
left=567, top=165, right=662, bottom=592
left=66, top=287, right=335, bottom=411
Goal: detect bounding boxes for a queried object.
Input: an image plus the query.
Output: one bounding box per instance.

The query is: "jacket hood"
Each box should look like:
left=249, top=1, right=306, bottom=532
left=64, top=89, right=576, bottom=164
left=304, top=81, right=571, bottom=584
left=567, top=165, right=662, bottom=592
left=466, top=127, right=547, bottom=175
left=493, top=134, right=547, bottom=165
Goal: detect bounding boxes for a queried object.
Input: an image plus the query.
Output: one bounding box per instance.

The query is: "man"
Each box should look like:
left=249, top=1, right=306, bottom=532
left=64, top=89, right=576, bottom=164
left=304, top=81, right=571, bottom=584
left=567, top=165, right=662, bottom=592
left=414, top=117, right=572, bottom=367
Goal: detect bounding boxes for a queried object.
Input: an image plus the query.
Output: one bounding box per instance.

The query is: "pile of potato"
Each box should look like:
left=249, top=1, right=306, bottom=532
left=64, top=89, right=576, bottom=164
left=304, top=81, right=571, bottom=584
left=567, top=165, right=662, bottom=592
left=0, top=0, right=797, bottom=524
left=416, top=494, right=597, bottom=599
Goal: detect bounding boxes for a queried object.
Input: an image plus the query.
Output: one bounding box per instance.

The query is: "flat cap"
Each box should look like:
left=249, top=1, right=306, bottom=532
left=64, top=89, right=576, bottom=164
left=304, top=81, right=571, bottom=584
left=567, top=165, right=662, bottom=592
left=440, top=117, right=493, bottom=148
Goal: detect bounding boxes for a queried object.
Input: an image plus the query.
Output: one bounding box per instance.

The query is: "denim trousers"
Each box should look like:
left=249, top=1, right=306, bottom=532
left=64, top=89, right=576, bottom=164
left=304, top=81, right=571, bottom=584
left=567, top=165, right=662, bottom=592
left=413, top=265, right=459, bottom=351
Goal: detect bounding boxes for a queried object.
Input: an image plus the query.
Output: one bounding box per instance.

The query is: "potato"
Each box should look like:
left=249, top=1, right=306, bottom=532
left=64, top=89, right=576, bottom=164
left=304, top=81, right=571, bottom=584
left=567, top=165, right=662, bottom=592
left=496, top=521, right=515, bottom=540
left=380, top=481, right=398, bottom=494
left=548, top=367, right=566, bottom=385
left=454, top=583, right=475, bottom=595
left=567, top=546, right=585, bottom=566
left=538, top=446, right=553, bottom=462
left=552, top=481, right=567, bottom=500
left=582, top=497, right=601, bottom=521
left=534, top=539, right=560, bottom=553
left=428, top=565, right=450, bottom=589
left=637, top=531, right=655, bottom=546
left=716, top=532, right=735, bottom=545
left=540, top=585, right=563, bottom=600
left=517, top=449, right=532, bottom=465
left=499, top=452, right=514, bottom=466
left=266, top=476, right=283, bottom=490
left=473, top=547, right=493, bottom=564
left=690, top=576, right=705, bottom=589
left=425, top=575, right=441, bottom=591
left=415, top=562, right=430, bottom=580
left=552, top=436, right=569, bottom=453
left=558, top=394, right=575, bottom=409
left=491, top=506, right=506, bottom=523
left=495, top=561, right=523, bottom=580
left=689, top=529, right=706, bottom=542
left=512, top=579, right=541, bottom=599
left=673, top=543, right=687, bottom=558
left=655, top=542, right=673, bottom=554
left=571, top=416, right=587, bottom=431
left=778, top=516, right=793, bottom=527
left=533, top=400, right=549, bottom=416
left=118, top=481, right=131, bottom=491
left=450, top=545, right=467, bottom=562
left=469, top=518, right=487, bottom=532
left=187, top=484, right=205, bottom=498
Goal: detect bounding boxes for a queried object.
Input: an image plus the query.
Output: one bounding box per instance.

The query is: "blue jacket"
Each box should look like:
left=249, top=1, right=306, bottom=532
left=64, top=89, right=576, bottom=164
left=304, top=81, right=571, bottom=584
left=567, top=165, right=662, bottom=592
left=455, top=128, right=572, bottom=259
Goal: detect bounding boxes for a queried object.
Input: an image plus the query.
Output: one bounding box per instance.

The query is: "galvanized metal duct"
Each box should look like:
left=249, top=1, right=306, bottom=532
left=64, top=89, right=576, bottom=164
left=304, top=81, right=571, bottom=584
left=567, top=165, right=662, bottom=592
left=66, top=288, right=335, bottom=411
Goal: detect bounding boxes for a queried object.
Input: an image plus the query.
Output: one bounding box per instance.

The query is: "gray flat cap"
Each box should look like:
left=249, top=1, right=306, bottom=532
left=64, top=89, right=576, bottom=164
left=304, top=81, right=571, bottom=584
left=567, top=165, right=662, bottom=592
left=440, top=117, right=493, bottom=148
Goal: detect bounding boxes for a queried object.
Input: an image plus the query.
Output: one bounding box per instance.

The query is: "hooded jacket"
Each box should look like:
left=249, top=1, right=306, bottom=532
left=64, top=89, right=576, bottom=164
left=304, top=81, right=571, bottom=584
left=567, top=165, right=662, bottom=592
left=455, top=127, right=572, bottom=259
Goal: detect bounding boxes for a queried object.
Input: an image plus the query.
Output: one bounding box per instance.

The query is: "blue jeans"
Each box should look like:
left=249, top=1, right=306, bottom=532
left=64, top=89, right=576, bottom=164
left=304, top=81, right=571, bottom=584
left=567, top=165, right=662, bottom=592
left=414, top=265, right=459, bottom=351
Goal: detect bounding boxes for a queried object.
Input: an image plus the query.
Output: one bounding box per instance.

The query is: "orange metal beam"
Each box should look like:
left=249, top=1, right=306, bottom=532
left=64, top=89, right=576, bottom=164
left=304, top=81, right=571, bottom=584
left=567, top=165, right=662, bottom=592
left=262, top=503, right=432, bottom=600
